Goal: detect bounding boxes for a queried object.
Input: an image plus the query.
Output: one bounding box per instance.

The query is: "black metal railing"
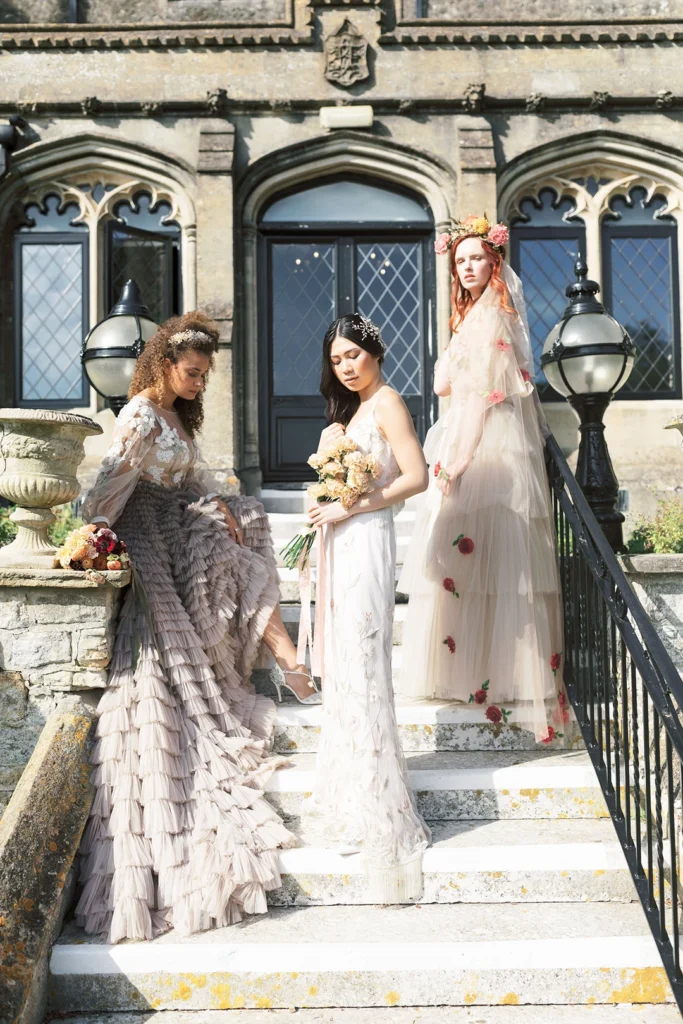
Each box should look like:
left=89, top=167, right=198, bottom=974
left=546, top=434, right=683, bottom=1010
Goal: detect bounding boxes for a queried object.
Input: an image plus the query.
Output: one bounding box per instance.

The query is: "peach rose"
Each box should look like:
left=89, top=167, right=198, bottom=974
left=434, top=233, right=452, bottom=255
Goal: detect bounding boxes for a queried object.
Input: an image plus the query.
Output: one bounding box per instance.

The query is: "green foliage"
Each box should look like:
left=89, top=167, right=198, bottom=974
left=49, top=503, right=84, bottom=547
left=0, top=502, right=83, bottom=548
left=628, top=497, right=683, bottom=555
left=0, top=504, right=16, bottom=546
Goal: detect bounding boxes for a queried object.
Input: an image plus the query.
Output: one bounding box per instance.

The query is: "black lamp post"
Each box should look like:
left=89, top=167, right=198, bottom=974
left=541, top=258, right=636, bottom=553
left=81, top=280, right=159, bottom=416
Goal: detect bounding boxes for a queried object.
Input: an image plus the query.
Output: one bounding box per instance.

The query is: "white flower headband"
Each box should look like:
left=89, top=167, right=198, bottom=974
left=168, top=329, right=215, bottom=349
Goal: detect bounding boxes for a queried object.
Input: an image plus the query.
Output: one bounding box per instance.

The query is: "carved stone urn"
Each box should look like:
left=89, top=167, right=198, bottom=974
left=0, top=409, right=103, bottom=569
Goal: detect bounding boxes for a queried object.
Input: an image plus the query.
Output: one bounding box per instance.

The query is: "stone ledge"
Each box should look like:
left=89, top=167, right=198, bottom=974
left=0, top=696, right=95, bottom=1024
left=0, top=568, right=131, bottom=589
left=620, top=554, right=683, bottom=575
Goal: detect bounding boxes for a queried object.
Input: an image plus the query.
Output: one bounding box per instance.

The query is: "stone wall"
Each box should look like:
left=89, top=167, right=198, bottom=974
left=0, top=568, right=129, bottom=817
left=1, top=0, right=682, bottom=517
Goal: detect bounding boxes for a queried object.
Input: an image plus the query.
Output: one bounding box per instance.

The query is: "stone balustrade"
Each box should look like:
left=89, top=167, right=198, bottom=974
left=0, top=567, right=129, bottom=817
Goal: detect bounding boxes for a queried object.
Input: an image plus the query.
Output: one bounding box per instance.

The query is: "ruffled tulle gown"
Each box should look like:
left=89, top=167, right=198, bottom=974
left=76, top=395, right=296, bottom=943
left=301, top=397, right=430, bottom=901
left=398, top=288, right=567, bottom=743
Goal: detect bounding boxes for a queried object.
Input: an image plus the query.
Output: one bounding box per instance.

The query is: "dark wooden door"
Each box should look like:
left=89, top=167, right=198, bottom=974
left=259, top=227, right=436, bottom=482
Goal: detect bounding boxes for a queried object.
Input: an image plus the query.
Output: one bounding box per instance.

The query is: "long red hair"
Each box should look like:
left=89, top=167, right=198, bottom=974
left=448, top=233, right=517, bottom=332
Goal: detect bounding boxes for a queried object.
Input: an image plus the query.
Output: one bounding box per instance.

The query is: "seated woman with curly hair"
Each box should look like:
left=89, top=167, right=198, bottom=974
left=75, top=311, right=319, bottom=944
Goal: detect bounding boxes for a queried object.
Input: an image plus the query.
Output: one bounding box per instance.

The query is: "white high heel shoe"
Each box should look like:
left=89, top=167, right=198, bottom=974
left=271, top=663, right=322, bottom=705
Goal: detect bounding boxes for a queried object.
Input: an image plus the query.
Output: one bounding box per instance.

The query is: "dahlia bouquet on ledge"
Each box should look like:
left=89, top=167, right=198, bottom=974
left=280, top=435, right=381, bottom=571
left=55, top=524, right=130, bottom=572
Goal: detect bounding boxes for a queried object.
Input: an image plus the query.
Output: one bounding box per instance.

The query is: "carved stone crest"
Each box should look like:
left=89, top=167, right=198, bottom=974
left=325, top=19, right=369, bottom=88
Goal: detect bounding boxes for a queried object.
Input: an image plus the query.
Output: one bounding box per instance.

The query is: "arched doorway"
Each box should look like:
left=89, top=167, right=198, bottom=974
left=257, top=177, right=436, bottom=481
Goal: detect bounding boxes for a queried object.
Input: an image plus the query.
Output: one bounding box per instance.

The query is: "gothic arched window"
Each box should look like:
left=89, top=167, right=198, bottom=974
left=509, top=172, right=681, bottom=400
left=11, top=181, right=185, bottom=409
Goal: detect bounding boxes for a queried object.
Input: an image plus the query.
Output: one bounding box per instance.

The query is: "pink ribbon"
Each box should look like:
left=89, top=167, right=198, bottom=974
left=297, top=525, right=326, bottom=681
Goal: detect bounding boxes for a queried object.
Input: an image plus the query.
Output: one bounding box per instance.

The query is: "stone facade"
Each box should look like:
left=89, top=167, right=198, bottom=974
left=0, top=0, right=681, bottom=519
left=0, top=569, right=129, bottom=816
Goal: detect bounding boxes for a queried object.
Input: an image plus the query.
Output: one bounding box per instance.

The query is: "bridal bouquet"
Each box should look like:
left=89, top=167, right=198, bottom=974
left=280, top=436, right=381, bottom=570
left=55, top=523, right=130, bottom=572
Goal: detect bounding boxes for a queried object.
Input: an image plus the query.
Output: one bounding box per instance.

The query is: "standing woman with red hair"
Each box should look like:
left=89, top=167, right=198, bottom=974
left=398, top=217, right=567, bottom=744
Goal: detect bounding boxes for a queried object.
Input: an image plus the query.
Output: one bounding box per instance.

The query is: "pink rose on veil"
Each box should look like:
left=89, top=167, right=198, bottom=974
left=434, top=233, right=452, bottom=255
left=487, top=223, right=509, bottom=247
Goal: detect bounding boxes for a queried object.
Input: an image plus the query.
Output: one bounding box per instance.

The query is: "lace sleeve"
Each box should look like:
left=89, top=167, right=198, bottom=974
left=81, top=398, right=160, bottom=527
left=185, top=444, right=222, bottom=502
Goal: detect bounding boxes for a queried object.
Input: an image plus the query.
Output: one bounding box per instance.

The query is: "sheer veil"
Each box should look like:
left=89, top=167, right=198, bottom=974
left=503, top=262, right=550, bottom=438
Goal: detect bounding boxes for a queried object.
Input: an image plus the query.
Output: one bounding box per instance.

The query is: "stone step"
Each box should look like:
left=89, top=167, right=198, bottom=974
left=265, top=751, right=610, bottom=821
left=271, top=699, right=582, bottom=753
left=49, top=902, right=672, bottom=1011
left=271, top=818, right=634, bottom=906
left=54, top=1009, right=683, bottom=1024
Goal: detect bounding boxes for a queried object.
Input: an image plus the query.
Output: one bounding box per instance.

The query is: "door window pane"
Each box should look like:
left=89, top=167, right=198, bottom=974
left=263, top=180, right=431, bottom=225
left=20, top=242, right=86, bottom=403
left=356, top=241, right=422, bottom=395
left=271, top=242, right=336, bottom=396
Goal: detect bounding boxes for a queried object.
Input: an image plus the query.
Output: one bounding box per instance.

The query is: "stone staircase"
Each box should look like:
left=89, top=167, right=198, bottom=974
left=46, top=490, right=680, bottom=1018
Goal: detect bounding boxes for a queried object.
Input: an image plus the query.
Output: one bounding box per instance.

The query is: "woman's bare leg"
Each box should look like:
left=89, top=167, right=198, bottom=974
left=263, top=605, right=316, bottom=698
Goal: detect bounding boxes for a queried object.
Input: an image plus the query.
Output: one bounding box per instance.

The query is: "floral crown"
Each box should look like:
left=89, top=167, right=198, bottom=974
left=434, top=215, right=509, bottom=257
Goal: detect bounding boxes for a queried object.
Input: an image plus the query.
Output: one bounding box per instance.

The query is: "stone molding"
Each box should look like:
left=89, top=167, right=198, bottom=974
left=380, top=18, right=683, bottom=47
left=4, top=94, right=683, bottom=119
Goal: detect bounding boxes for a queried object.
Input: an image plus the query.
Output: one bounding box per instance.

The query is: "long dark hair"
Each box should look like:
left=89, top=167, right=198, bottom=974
left=320, top=313, right=385, bottom=426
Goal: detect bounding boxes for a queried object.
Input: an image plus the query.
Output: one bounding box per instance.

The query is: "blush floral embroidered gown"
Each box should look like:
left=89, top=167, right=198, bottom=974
left=76, top=395, right=296, bottom=943
left=398, top=287, right=567, bottom=743
left=301, top=397, right=430, bottom=901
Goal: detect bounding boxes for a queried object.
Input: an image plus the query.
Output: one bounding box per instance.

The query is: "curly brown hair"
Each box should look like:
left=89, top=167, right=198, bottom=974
left=128, top=310, right=220, bottom=437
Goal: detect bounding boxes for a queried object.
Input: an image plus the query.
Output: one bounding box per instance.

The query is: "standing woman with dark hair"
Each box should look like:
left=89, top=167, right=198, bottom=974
left=76, top=311, right=319, bottom=945
left=300, top=312, right=431, bottom=902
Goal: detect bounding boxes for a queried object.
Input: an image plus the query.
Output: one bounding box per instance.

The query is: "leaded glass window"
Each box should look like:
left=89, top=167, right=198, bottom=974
left=271, top=242, right=336, bottom=396
left=510, top=189, right=586, bottom=394
left=108, top=192, right=182, bottom=324
left=601, top=186, right=680, bottom=398
left=357, top=241, right=422, bottom=395
left=14, top=195, right=89, bottom=407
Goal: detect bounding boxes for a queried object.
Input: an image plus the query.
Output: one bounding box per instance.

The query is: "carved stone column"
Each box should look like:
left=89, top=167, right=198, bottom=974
left=195, top=119, right=238, bottom=489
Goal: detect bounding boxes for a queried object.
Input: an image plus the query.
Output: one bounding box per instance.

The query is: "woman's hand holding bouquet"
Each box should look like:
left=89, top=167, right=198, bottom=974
left=280, top=432, right=381, bottom=570
left=55, top=523, right=130, bottom=572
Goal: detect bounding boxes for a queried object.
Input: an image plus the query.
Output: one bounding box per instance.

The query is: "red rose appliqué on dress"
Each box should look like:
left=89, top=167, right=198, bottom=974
left=485, top=706, right=503, bottom=723
left=486, top=390, right=505, bottom=405
left=454, top=533, right=474, bottom=555
left=541, top=726, right=556, bottom=744
left=550, top=651, right=562, bottom=675
left=443, top=577, right=459, bottom=596
left=496, top=338, right=511, bottom=352
left=443, top=635, right=456, bottom=654
left=434, top=461, right=441, bottom=478
left=520, top=368, right=531, bottom=383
